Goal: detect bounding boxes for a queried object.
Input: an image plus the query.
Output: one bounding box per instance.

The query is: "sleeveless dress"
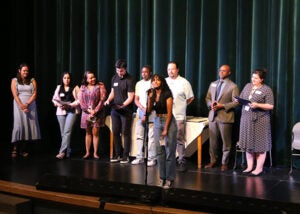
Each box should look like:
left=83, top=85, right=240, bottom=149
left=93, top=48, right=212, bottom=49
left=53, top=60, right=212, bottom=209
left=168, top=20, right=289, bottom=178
left=11, top=78, right=41, bottom=143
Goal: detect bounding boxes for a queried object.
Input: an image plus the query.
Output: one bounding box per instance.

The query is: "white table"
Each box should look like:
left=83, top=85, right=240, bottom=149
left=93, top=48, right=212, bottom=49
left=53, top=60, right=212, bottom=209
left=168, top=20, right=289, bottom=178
left=105, top=115, right=209, bottom=169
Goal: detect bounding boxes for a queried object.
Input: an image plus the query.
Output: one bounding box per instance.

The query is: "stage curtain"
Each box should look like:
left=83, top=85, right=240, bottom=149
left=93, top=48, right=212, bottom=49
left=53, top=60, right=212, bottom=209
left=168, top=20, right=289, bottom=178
left=7, top=0, right=300, bottom=166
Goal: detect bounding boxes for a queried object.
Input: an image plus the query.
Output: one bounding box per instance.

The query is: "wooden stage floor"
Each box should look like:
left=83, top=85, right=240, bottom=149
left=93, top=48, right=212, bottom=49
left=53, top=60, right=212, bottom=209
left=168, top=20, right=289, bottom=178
left=0, top=142, right=300, bottom=214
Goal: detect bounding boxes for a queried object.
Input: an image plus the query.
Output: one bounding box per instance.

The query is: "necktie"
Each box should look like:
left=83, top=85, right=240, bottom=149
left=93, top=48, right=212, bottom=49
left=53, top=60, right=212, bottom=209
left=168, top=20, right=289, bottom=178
left=215, top=80, right=223, bottom=99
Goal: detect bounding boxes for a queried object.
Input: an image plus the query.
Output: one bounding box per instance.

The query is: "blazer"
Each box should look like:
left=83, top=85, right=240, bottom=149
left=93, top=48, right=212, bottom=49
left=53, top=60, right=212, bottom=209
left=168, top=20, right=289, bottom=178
left=205, top=78, right=239, bottom=123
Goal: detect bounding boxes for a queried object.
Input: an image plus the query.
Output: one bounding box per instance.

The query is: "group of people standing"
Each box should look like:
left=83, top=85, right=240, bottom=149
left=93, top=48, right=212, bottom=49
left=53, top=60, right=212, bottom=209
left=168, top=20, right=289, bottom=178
left=10, top=60, right=274, bottom=190
left=52, top=70, right=107, bottom=160
left=205, top=65, right=274, bottom=176
left=129, top=61, right=194, bottom=188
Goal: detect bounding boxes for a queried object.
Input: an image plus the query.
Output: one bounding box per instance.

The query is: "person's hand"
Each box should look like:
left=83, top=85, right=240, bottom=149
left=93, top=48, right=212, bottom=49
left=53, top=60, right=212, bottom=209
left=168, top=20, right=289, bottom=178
left=104, top=100, right=110, bottom=106
left=249, top=102, right=258, bottom=109
left=161, top=129, right=167, bottom=139
left=89, top=109, right=96, bottom=116
left=114, top=104, right=123, bottom=110
left=142, top=115, right=146, bottom=123
left=211, top=101, right=218, bottom=111
left=61, top=104, right=71, bottom=110
left=21, top=103, right=28, bottom=110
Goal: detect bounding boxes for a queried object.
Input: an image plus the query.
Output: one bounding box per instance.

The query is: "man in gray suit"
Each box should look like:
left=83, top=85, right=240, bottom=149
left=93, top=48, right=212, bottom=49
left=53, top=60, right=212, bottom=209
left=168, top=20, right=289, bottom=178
left=205, top=65, right=239, bottom=171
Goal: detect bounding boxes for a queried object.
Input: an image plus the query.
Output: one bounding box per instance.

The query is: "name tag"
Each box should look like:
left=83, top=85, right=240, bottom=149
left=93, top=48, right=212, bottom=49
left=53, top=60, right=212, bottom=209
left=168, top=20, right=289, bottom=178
left=113, top=82, right=119, bottom=87
left=245, top=106, right=250, bottom=111
left=212, top=83, right=217, bottom=87
left=255, top=90, right=262, bottom=95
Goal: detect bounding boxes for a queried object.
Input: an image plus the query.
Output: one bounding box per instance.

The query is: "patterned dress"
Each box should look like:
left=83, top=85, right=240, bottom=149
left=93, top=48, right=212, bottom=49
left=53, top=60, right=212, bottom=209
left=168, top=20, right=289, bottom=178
left=11, top=78, right=41, bottom=143
left=239, top=83, right=274, bottom=153
left=78, top=83, right=106, bottom=128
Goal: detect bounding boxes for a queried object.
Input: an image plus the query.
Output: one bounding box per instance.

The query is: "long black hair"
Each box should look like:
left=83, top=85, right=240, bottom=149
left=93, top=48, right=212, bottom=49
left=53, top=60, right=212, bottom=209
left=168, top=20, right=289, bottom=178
left=151, top=74, right=172, bottom=93
left=59, top=71, right=76, bottom=94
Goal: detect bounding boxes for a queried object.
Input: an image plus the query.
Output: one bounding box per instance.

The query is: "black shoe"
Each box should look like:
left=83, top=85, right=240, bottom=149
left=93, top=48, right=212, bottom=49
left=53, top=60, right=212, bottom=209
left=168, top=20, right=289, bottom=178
left=178, top=162, right=187, bottom=172
left=120, top=157, right=129, bottom=164
left=110, top=156, right=121, bottom=163
left=250, top=171, right=263, bottom=176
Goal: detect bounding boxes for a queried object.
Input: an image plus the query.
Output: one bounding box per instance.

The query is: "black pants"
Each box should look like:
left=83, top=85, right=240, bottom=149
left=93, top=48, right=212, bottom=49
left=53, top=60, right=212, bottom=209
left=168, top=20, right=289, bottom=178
left=111, top=109, right=133, bottom=158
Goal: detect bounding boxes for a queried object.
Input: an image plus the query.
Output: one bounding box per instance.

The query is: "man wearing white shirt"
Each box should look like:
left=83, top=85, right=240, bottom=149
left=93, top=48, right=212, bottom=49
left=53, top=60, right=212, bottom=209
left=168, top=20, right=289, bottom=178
left=166, top=61, right=194, bottom=172
left=131, top=65, right=157, bottom=166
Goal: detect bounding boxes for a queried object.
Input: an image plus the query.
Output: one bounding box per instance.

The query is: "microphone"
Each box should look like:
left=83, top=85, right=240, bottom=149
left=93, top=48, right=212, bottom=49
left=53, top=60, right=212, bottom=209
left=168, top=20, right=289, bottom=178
left=147, top=88, right=154, bottom=94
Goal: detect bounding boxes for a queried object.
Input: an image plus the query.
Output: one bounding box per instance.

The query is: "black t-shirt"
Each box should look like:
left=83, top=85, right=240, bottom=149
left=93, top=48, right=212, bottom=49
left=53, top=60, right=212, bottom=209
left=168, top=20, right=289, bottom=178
left=111, top=73, right=135, bottom=111
left=153, top=90, right=173, bottom=114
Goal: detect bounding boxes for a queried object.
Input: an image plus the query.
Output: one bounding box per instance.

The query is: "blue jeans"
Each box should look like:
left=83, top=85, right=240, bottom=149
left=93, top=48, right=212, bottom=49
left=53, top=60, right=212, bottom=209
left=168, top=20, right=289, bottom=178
left=135, top=108, right=156, bottom=160
left=57, top=112, right=77, bottom=155
left=154, top=115, right=177, bottom=181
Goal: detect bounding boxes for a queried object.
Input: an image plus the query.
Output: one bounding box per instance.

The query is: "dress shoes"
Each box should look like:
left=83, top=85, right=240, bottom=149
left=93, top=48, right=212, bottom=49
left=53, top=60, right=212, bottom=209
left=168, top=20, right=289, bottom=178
left=56, top=153, right=65, bottom=159
left=204, top=162, right=215, bottom=169
left=242, top=169, right=253, bottom=174
left=82, top=154, right=90, bottom=159
left=250, top=171, right=263, bottom=176
left=221, top=164, right=228, bottom=171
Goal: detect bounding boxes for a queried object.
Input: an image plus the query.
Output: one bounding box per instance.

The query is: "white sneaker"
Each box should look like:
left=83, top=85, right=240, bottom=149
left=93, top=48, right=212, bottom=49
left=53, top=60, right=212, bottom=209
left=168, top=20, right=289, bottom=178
left=131, top=158, right=144, bottom=165
left=147, top=159, right=157, bottom=167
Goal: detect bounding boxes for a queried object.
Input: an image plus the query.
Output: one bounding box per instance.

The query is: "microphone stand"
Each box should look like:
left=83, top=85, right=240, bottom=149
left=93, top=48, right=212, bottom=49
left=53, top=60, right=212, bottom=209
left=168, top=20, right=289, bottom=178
left=143, top=92, right=150, bottom=185
left=143, top=88, right=155, bottom=185
left=143, top=111, right=149, bottom=185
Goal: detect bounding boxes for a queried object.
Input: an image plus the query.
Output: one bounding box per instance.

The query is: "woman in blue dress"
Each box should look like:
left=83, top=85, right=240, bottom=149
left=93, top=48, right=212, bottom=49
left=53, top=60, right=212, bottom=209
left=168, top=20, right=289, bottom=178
left=11, top=63, right=41, bottom=157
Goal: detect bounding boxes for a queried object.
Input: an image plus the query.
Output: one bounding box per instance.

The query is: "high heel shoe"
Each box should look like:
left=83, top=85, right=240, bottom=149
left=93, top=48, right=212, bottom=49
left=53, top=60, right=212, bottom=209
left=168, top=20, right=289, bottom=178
left=250, top=171, right=263, bottom=176
left=242, top=169, right=253, bottom=174
left=93, top=155, right=99, bottom=160
left=20, top=152, right=29, bottom=158
left=11, top=150, right=17, bottom=158
left=56, top=153, right=65, bottom=159
left=82, top=154, right=90, bottom=159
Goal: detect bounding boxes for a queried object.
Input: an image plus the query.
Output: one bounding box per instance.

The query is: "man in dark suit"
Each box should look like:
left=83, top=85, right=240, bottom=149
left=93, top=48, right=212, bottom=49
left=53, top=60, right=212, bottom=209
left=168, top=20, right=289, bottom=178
left=205, top=65, right=239, bottom=171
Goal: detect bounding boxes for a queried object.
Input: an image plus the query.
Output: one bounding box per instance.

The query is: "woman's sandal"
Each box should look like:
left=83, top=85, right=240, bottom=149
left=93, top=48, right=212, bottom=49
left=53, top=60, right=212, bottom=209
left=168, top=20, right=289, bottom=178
left=20, top=152, right=29, bottom=158
left=56, top=153, right=65, bottom=159
left=11, top=150, right=17, bottom=158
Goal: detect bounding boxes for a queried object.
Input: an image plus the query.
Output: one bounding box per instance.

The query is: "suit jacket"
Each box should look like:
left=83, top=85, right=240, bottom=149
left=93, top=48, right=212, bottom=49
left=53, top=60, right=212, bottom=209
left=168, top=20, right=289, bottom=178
left=205, top=78, right=239, bottom=122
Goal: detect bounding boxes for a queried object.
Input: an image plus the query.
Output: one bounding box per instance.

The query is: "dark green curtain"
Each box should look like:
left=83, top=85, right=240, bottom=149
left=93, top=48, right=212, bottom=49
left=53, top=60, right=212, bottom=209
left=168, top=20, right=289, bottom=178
left=6, top=0, right=300, bottom=166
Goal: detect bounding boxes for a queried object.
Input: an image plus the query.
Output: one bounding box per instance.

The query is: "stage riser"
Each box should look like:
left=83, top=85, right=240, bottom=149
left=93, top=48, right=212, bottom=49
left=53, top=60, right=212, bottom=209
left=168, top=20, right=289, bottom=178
left=36, top=173, right=300, bottom=213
